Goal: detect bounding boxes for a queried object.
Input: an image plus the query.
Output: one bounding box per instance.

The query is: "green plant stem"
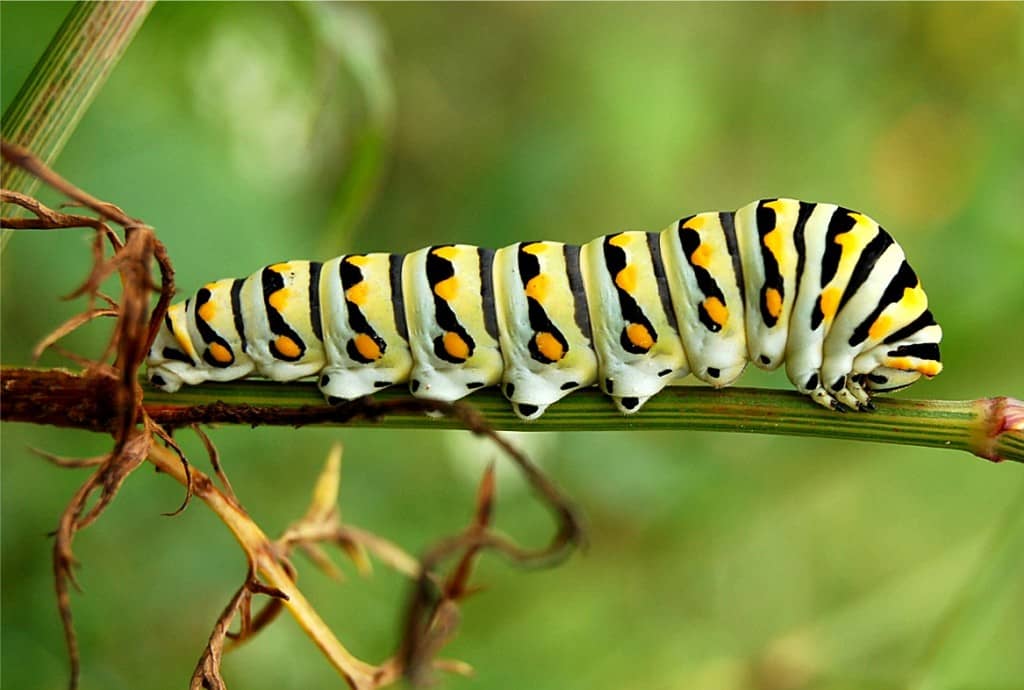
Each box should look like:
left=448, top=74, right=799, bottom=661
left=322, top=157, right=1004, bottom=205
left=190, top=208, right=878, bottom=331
left=3, top=367, right=1021, bottom=464
left=1, top=1, right=153, bottom=247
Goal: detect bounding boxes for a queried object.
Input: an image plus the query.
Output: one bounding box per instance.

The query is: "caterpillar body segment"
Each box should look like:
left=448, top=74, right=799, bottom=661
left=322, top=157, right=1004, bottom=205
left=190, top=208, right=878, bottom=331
left=581, top=231, right=690, bottom=413
left=403, top=245, right=504, bottom=403
left=735, top=198, right=804, bottom=373
left=147, top=198, right=943, bottom=419
left=250, top=261, right=326, bottom=381
left=317, top=253, right=412, bottom=403
left=493, top=241, right=599, bottom=419
left=189, top=278, right=256, bottom=380
left=660, top=212, right=749, bottom=388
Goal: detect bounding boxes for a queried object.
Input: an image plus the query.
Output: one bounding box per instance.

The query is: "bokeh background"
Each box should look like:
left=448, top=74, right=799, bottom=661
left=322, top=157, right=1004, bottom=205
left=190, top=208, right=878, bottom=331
left=3, top=3, right=1023, bottom=689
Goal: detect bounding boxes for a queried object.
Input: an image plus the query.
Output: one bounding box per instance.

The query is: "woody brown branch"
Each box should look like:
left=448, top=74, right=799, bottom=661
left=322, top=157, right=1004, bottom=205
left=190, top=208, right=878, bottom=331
left=0, top=367, right=455, bottom=432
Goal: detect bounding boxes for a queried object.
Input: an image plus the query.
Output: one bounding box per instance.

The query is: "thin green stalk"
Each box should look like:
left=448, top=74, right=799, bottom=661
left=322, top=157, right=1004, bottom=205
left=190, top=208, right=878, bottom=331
left=1, top=1, right=153, bottom=248
left=3, top=368, right=1021, bottom=463
left=143, top=383, right=1022, bottom=464
left=148, top=384, right=1017, bottom=454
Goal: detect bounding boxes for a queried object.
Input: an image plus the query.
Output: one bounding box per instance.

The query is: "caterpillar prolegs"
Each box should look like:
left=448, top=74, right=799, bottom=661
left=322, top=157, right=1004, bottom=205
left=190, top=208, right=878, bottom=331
left=147, top=198, right=943, bottom=419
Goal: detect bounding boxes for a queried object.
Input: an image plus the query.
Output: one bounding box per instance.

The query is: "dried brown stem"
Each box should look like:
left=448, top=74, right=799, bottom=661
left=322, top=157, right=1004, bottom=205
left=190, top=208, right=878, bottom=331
left=2, top=140, right=141, bottom=228
left=2, top=140, right=180, bottom=690
left=3, top=140, right=582, bottom=690
left=191, top=568, right=289, bottom=690
left=193, top=424, right=239, bottom=505
left=33, top=308, right=118, bottom=361
left=1, top=189, right=115, bottom=237
left=147, top=442, right=381, bottom=689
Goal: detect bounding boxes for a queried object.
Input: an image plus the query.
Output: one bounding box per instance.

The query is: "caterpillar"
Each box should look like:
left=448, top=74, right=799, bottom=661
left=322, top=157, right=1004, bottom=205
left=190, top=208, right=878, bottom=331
left=147, top=198, right=943, bottom=419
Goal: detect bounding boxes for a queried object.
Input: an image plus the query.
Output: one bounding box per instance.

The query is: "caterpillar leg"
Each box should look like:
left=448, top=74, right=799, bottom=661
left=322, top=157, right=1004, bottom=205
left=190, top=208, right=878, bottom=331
left=787, top=361, right=845, bottom=412
left=508, top=400, right=551, bottom=421
left=612, top=394, right=652, bottom=414
left=808, top=385, right=844, bottom=412
left=500, top=373, right=581, bottom=421
left=827, top=376, right=862, bottom=411
left=317, top=368, right=401, bottom=405
left=847, top=376, right=873, bottom=409
left=790, top=369, right=861, bottom=412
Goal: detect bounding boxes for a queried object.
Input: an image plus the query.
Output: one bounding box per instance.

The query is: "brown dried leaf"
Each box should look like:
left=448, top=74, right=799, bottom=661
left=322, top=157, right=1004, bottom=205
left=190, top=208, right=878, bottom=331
left=29, top=447, right=107, bottom=469
left=75, top=428, right=150, bottom=530
left=298, top=542, right=347, bottom=582
left=32, top=308, right=117, bottom=361
left=336, top=534, right=373, bottom=577
left=192, top=425, right=237, bottom=505
left=336, top=525, right=419, bottom=579
left=304, top=442, right=342, bottom=524
left=191, top=582, right=249, bottom=690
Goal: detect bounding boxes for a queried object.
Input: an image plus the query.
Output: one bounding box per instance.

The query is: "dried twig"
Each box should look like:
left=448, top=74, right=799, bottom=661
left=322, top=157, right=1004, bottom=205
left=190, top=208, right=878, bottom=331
left=3, top=138, right=179, bottom=690
left=3, top=141, right=584, bottom=690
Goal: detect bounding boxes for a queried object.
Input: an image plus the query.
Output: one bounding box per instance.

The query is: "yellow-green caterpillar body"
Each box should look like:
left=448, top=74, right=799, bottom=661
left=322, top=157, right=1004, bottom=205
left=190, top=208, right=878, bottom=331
left=147, top=198, right=943, bottom=419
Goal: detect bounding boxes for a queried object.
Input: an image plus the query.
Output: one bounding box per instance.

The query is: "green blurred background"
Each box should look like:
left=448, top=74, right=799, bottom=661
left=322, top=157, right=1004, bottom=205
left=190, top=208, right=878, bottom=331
left=3, top=3, right=1023, bottom=689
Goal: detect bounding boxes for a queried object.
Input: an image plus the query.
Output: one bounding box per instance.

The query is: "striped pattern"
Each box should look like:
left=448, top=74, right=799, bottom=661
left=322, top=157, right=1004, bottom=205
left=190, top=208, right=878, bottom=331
left=147, top=198, right=943, bottom=419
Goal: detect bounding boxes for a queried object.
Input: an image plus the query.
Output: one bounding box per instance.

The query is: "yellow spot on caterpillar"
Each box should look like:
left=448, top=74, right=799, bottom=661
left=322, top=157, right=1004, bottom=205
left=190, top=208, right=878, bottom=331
left=534, top=331, right=565, bottom=361
left=868, top=315, right=893, bottom=341
left=886, top=355, right=940, bottom=377
left=433, top=276, right=458, bottom=301
left=268, top=289, right=290, bottom=312
left=690, top=243, right=712, bottom=269
left=345, top=282, right=368, bottom=305
left=346, top=255, right=370, bottom=267
left=608, top=233, right=632, bottom=248
left=847, top=211, right=870, bottom=227
left=683, top=215, right=706, bottom=231
left=626, top=323, right=654, bottom=351
left=900, top=283, right=927, bottom=312
left=886, top=357, right=916, bottom=371
left=703, top=296, right=729, bottom=326
left=204, top=282, right=219, bottom=291
left=763, top=199, right=788, bottom=213
left=835, top=228, right=867, bottom=254
left=269, top=262, right=291, bottom=273
left=443, top=331, right=470, bottom=360
left=198, top=300, right=217, bottom=322
left=275, top=335, right=302, bottom=359
left=765, top=287, right=783, bottom=319
left=762, top=228, right=785, bottom=262
left=432, top=246, right=461, bottom=261
left=872, top=284, right=928, bottom=343
left=614, top=264, right=638, bottom=293
left=208, top=342, right=232, bottom=364
left=525, top=274, right=549, bottom=301
left=820, top=286, right=842, bottom=321
left=353, top=333, right=383, bottom=361
left=522, top=242, right=548, bottom=255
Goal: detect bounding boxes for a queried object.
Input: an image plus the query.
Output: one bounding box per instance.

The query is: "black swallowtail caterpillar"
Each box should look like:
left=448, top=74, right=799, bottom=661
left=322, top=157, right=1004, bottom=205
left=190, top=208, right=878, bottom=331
left=147, top=198, right=943, bottom=419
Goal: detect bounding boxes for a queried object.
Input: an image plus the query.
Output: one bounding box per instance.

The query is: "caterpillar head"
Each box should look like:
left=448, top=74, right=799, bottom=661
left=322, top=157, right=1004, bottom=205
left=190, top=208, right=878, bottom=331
left=862, top=320, right=943, bottom=393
